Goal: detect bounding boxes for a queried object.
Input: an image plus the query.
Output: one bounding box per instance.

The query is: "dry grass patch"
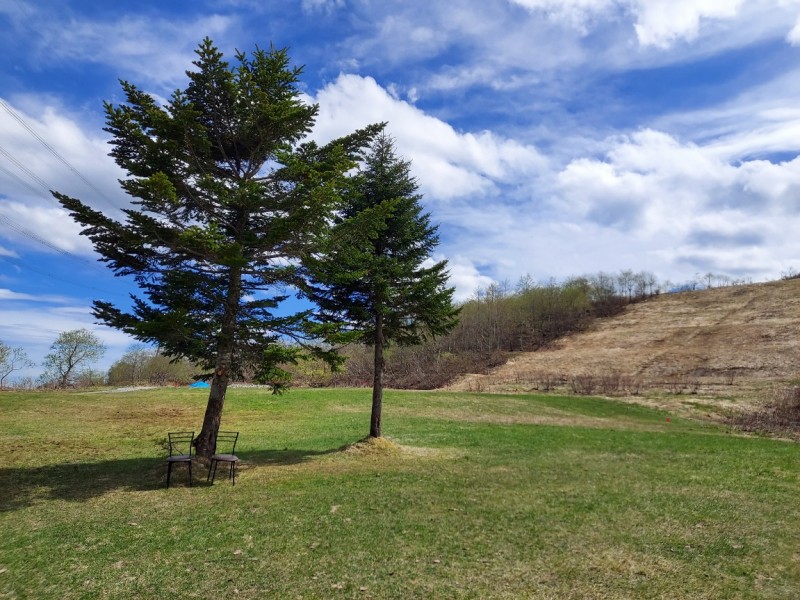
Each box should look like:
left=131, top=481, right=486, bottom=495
left=343, top=435, right=403, bottom=456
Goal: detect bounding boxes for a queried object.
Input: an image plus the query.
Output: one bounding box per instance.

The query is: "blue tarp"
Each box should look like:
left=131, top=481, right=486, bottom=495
left=189, top=381, right=210, bottom=388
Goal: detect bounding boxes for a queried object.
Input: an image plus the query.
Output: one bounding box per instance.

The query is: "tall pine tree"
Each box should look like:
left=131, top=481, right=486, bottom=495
left=56, top=39, right=381, bottom=457
left=304, top=134, right=458, bottom=438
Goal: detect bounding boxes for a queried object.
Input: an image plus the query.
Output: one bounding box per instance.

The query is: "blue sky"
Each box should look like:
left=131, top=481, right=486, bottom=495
left=2, top=0, right=800, bottom=378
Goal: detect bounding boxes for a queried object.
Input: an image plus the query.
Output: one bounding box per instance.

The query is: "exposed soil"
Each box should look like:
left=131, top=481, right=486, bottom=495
left=447, top=278, right=800, bottom=411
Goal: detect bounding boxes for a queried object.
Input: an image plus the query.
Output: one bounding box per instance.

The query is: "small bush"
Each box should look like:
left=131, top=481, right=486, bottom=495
left=569, top=373, right=596, bottom=395
left=731, top=385, right=800, bottom=437
left=597, top=371, right=623, bottom=395
left=537, top=372, right=560, bottom=392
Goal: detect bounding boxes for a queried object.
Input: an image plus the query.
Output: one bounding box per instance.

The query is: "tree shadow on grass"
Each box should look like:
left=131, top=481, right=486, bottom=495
left=0, top=447, right=344, bottom=512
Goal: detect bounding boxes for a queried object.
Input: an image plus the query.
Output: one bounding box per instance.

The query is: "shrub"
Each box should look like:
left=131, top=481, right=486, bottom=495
left=731, top=385, right=800, bottom=436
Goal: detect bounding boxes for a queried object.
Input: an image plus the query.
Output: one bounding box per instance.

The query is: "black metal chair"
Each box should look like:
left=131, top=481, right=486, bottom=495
left=208, top=431, right=239, bottom=485
left=166, top=431, right=194, bottom=488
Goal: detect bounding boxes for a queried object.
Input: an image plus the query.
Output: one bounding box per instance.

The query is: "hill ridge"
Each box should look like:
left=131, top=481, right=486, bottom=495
left=447, top=278, right=800, bottom=402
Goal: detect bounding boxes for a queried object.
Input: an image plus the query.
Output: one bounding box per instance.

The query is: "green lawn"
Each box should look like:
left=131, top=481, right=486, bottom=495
left=1, top=387, right=798, bottom=598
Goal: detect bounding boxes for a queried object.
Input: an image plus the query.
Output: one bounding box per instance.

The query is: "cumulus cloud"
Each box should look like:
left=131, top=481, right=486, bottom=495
left=0, top=97, right=126, bottom=207
left=631, top=0, right=744, bottom=47
left=17, top=8, right=236, bottom=88
left=510, top=0, right=754, bottom=47
left=0, top=201, right=94, bottom=255
left=307, top=68, right=800, bottom=289
left=549, top=127, right=800, bottom=281
left=440, top=256, right=496, bottom=302
left=788, top=18, right=800, bottom=44
left=311, top=74, right=547, bottom=201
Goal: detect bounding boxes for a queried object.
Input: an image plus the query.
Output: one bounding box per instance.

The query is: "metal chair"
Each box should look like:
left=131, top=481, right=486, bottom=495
left=208, top=431, right=239, bottom=485
left=166, top=431, right=194, bottom=488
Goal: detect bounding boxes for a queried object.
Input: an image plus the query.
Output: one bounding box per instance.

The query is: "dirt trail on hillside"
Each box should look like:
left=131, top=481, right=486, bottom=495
left=447, top=279, right=800, bottom=399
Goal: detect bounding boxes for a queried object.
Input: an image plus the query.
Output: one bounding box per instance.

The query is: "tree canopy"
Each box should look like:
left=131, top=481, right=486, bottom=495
left=304, top=134, right=458, bottom=437
left=56, top=38, right=382, bottom=456
left=42, top=329, right=106, bottom=388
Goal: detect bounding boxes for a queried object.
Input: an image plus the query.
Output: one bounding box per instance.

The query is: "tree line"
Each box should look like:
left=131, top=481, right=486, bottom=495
left=0, top=266, right=776, bottom=392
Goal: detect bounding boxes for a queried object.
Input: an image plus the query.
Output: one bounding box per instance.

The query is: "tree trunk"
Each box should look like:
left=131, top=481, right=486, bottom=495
left=194, top=370, right=230, bottom=458
left=194, top=265, right=242, bottom=458
left=370, top=312, right=384, bottom=438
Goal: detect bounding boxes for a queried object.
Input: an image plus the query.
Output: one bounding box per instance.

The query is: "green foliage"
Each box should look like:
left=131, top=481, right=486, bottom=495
left=302, top=134, right=458, bottom=434
left=107, top=345, right=198, bottom=386
left=304, top=134, right=459, bottom=349
left=41, top=329, right=106, bottom=388
left=55, top=38, right=382, bottom=388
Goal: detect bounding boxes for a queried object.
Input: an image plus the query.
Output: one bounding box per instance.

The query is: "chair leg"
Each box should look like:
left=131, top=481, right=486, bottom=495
left=188, top=460, right=193, bottom=487
left=230, top=462, right=235, bottom=485
left=209, top=460, right=218, bottom=484
left=167, top=462, right=172, bottom=488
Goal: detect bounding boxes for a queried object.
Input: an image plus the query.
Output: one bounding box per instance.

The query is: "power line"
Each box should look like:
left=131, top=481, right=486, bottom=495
left=0, top=97, right=119, bottom=210
left=0, top=213, right=79, bottom=258
left=0, top=144, right=51, bottom=192
left=0, top=106, right=115, bottom=274
left=0, top=162, right=45, bottom=197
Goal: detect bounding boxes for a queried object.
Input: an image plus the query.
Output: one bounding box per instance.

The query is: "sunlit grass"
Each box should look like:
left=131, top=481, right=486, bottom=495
left=1, top=387, right=798, bottom=598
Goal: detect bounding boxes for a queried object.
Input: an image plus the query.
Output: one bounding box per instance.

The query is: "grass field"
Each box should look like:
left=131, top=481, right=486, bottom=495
left=1, top=387, right=798, bottom=599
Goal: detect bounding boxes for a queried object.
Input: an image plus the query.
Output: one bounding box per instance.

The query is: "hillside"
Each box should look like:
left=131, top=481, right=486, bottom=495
left=448, top=278, right=800, bottom=407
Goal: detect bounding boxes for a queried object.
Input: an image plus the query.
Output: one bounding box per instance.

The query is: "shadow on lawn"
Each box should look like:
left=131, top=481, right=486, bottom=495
left=0, top=447, right=340, bottom=512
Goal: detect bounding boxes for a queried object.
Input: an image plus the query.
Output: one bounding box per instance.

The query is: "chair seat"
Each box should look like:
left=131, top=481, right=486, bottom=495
left=166, top=431, right=195, bottom=488
left=208, top=431, right=240, bottom=485
left=211, top=454, right=238, bottom=462
left=167, top=454, right=192, bottom=462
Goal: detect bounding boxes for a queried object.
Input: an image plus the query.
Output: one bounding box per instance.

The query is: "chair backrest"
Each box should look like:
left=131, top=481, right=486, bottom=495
left=168, top=431, right=195, bottom=457
left=214, top=431, right=239, bottom=455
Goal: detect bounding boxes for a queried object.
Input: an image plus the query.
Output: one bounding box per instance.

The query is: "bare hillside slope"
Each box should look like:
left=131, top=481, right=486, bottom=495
left=448, top=278, right=800, bottom=401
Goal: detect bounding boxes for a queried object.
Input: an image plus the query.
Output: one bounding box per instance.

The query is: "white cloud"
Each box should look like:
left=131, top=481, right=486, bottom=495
left=0, top=305, right=135, bottom=376
left=311, top=74, right=547, bottom=201
left=0, top=288, right=71, bottom=303
left=788, top=18, right=800, bottom=44
left=441, top=256, right=496, bottom=302
left=308, top=68, right=800, bottom=291
left=24, top=10, right=236, bottom=88
left=301, top=0, right=345, bottom=14
left=0, top=201, right=94, bottom=255
left=508, top=0, right=617, bottom=33
left=631, top=0, right=744, bottom=48
left=548, top=128, right=800, bottom=281
left=509, top=0, right=779, bottom=48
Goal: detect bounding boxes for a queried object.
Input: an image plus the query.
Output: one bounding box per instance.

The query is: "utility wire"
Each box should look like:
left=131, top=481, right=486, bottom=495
left=0, top=113, right=114, bottom=274
left=0, top=213, right=78, bottom=258
left=0, top=162, right=44, bottom=197
left=0, top=144, right=51, bottom=192
left=0, top=97, right=119, bottom=211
